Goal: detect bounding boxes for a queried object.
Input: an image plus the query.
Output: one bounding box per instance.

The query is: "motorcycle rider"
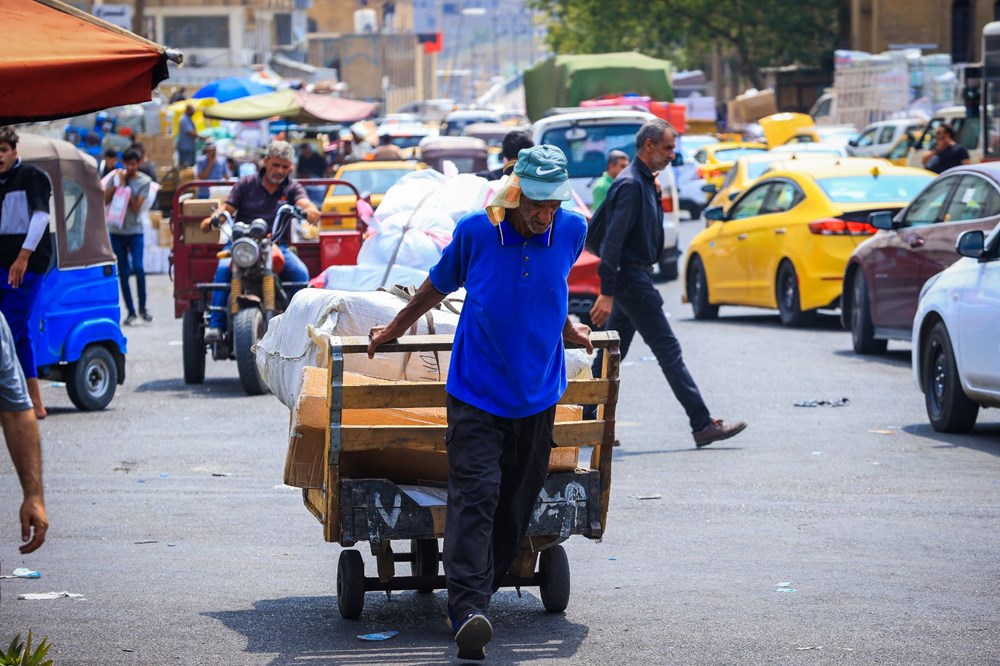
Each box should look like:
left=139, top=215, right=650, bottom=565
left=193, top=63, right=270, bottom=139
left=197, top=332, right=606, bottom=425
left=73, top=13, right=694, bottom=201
left=199, top=140, right=321, bottom=342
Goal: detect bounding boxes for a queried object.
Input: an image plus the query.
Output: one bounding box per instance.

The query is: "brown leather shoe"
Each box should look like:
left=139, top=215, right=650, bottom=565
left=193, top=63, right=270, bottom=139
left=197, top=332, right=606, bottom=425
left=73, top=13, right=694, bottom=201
left=693, top=419, right=747, bottom=448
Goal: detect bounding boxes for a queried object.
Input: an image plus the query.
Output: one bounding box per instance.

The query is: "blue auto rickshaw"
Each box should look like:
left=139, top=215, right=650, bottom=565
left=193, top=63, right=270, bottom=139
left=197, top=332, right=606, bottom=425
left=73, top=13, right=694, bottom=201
left=21, top=134, right=126, bottom=410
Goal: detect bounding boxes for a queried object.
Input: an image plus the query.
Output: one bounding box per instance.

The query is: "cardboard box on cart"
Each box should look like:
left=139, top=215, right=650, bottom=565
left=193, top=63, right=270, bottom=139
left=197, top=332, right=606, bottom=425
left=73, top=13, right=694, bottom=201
left=180, top=198, right=221, bottom=243
left=285, top=366, right=582, bottom=489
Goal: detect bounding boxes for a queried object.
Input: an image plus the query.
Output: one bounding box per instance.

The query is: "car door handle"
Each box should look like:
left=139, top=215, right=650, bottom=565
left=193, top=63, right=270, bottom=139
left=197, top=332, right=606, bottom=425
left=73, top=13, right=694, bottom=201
left=908, top=238, right=925, bottom=248
left=774, top=228, right=787, bottom=235
left=737, top=233, right=748, bottom=240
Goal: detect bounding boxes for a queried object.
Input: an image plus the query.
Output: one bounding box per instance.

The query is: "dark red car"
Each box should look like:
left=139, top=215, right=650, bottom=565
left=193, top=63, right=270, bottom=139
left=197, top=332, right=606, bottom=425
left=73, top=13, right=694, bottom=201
left=841, top=163, right=1000, bottom=354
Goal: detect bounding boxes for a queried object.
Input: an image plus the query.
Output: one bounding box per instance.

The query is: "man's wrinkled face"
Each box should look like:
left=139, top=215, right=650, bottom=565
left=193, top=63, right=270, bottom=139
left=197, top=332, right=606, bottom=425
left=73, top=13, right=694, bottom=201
left=647, top=130, right=676, bottom=171
left=263, top=156, right=293, bottom=185
left=0, top=142, right=17, bottom=174
left=517, top=197, right=561, bottom=236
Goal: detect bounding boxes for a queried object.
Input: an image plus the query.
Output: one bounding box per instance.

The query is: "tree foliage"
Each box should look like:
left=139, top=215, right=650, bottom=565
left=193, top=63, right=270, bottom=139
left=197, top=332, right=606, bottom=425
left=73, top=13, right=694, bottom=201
left=529, top=0, right=841, bottom=88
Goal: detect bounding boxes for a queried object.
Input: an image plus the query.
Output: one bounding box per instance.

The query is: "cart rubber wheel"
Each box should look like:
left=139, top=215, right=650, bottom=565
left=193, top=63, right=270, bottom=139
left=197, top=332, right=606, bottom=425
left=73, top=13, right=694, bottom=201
left=538, top=545, right=570, bottom=613
left=410, top=539, right=439, bottom=593
left=233, top=308, right=268, bottom=396
left=66, top=345, right=117, bottom=411
left=337, top=550, right=366, bottom=620
left=182, top=308, right=206, bottom=384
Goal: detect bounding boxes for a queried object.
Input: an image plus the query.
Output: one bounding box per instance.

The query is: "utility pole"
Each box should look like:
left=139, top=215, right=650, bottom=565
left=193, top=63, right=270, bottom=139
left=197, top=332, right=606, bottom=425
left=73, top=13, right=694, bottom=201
left=133, top=0, right=145, bottom=37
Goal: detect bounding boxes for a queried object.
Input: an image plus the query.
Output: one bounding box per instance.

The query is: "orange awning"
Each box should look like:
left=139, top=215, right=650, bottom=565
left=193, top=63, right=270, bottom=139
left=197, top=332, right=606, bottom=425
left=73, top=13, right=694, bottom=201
left=0, top=0, right=180, bottom=124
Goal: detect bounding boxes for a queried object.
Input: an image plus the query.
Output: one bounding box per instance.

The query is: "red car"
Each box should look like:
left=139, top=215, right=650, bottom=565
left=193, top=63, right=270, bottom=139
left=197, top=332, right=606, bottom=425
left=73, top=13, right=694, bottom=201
left=841, top=163, right=1000, bottom=354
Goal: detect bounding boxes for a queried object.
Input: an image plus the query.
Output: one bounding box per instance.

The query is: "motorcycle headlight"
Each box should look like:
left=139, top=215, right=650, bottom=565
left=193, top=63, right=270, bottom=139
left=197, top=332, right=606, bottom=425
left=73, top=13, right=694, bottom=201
left=231, top=238, right=260, bottom=268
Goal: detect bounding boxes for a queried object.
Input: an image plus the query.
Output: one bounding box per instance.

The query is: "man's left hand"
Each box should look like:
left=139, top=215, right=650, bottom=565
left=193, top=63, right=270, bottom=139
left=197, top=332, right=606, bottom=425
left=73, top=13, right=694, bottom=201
left=564, top=322, right=593, bottom=354
left=19, top=495, right=47, bottom=554
left=7, top=253, right=29, bottom=288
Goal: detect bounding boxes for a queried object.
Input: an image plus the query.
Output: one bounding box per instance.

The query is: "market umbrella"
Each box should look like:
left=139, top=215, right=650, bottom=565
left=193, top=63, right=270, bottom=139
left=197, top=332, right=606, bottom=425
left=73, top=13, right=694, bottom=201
left=0, top=0, right=181, bottom=124
left=202, top=89, right=377, bottom=124
left=192, top=77, right=275, bottom=103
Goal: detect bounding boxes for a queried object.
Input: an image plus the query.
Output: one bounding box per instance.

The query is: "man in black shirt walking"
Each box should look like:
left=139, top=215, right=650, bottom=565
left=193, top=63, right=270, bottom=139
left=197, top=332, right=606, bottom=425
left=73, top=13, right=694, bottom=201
left=589, top=118, right=746, bottom=448
left=922, top=124, right=970, bottom=174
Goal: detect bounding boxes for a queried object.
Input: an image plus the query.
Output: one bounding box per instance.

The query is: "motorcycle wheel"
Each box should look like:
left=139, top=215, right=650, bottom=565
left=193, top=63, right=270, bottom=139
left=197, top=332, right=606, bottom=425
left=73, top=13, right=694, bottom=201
left=182, top=308, right=206, bottom=384
left=233, top=308, right=269, bottom=396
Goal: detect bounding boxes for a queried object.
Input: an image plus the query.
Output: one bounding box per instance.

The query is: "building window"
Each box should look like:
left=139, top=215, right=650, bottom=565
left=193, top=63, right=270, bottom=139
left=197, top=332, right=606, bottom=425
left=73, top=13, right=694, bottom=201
left=995, top=0, right=1000, bottom=20
left=164, top=16, right=229, bottom=49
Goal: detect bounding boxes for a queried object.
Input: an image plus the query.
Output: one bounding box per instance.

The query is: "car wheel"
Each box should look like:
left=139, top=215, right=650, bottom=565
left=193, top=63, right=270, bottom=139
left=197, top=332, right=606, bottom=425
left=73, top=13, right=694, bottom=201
left=687, top=256, right=718, bottom=320
left=776, top=262, right=816, bottom=327
left=922, top=321, right=979, bottom=433
left=66, top=345, right=118, bottom=411
left=849, top=270, right=887, bottom=355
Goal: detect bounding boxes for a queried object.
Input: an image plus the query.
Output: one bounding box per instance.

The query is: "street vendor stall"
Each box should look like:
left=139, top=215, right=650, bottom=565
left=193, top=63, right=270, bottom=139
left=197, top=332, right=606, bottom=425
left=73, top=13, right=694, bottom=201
left=0, top=0, right=182, bottom=124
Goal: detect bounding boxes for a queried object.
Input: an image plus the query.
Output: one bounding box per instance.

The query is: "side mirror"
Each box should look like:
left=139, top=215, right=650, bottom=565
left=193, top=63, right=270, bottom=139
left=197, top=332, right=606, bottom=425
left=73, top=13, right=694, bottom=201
left=956, top=229, right=985, bottom=258
left=848, top=138, right=858, bottom=147
left=704, top=205, right=726, bottom=222
left=868, top=211, right=895, bottom=231
left=672, top=153, right=685, bottom=167
left=701, top=183, right=718, bottom=195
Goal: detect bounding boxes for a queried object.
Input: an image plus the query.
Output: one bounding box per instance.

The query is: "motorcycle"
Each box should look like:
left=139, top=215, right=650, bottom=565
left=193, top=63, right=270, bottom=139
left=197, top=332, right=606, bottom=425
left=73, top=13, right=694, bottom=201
left=183, top=204, right=310, bottom=395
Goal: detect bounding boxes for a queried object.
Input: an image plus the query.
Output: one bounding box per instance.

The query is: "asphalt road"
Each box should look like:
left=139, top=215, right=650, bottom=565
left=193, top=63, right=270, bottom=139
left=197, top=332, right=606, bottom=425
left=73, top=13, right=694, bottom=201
left=1, top=222, right=998, bottom=665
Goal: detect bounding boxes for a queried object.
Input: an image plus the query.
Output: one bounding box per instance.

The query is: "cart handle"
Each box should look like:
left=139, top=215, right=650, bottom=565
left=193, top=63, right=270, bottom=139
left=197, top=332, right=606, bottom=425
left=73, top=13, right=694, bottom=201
left=331, top=331, right=620, bottom=355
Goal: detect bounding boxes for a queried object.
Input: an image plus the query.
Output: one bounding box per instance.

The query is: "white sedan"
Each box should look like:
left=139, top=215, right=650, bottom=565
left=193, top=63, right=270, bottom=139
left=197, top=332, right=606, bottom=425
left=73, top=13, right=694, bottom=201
left=912, top=222, right=1000, bottom=432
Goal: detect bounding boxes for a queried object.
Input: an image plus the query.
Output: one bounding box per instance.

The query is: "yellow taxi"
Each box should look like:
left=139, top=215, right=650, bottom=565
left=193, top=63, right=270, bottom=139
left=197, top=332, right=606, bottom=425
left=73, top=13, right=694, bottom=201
left=693, top=142, right=768, bottom=202
left=782, top=125, right=859, bottom=149
left=321, top=160, right=424, bottom=230
left=683, top=158, right=934, bottom=326
left=707, top=152, right=793, bottom=214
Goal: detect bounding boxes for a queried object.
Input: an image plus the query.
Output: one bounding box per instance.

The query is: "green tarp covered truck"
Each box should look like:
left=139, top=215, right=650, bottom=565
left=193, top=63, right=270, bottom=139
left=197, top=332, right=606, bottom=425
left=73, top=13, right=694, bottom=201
left=523, top=52, right=674, bottom=122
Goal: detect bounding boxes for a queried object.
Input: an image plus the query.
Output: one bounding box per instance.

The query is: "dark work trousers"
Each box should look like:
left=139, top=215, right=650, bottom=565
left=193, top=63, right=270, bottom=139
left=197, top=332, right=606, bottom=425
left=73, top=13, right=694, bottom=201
left=592, top=265, right=712, bottom=432
left=443, top=394, right=557, bottom=620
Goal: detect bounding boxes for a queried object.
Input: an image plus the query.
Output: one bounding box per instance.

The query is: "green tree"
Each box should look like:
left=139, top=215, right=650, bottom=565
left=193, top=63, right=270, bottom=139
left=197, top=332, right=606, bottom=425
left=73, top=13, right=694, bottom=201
left=530, top=0, right=841, bottom=89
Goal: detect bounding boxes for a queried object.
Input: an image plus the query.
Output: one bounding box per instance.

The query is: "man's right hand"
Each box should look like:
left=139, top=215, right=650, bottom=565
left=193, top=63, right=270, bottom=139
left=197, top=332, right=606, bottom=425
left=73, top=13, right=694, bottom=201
left=19, top=495, right=47, bottom=554
left=589, top=294, right=614, bottom=328
left=367, top=325, right=398, bottom=358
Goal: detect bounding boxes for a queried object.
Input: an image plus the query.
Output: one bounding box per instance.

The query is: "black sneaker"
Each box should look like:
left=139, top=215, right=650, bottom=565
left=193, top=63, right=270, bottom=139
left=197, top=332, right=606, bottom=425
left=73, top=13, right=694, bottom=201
left=454, top=612, right=492, bottom=661
left=140, top=311, right=153, bottom=323
left=123, top=314, right=137, bottom=326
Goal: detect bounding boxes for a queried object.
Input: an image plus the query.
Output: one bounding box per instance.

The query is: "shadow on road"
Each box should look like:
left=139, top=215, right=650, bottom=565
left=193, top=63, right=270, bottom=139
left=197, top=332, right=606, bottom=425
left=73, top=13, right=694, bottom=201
left=901, top=422, right=1000, bottom=456
left=832, top=348, right=911, bottom=368
left=612, top=446, right=743, bottom=458
left=675, top=311, right=843, bottom=331
left=206, top=592, right=589, bottom=665
left=134, top=377, right=255, bottom=398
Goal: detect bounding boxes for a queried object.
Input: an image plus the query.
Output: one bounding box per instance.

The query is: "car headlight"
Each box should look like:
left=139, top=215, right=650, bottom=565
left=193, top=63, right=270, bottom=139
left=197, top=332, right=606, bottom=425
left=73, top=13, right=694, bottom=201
left=231, top=239, right=260, bottom=268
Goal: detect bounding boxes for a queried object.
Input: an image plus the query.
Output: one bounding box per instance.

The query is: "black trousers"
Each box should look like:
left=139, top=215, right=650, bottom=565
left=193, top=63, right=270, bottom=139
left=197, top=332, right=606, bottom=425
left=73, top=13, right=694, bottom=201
left=593, top=265, right=712, bottom=432
left=443, top=394, right=556, bottom=620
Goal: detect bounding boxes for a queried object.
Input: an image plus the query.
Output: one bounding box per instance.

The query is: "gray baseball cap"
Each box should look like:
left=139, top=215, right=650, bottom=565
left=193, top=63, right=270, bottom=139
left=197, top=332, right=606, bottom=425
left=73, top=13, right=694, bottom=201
left=513, top=145, right=572, bottom=202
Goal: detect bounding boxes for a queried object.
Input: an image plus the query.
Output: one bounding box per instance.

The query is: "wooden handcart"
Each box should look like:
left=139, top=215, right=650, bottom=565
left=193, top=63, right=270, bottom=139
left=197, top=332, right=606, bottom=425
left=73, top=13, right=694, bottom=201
left=289, top=332, right=620, bottom=619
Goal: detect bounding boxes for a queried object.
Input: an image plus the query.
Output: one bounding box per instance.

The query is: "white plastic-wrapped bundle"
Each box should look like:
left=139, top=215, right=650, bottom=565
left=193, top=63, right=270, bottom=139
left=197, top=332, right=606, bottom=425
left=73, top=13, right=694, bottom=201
left=317, top=263, right=428, bottom=292
left=356, top=208, right=455, bottom=270
left=256, top=287, right=593, bottom=409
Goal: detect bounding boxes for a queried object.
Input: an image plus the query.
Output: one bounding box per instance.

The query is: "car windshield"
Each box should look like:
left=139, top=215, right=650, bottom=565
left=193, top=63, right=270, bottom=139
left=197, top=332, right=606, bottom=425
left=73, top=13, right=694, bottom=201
left=712, top=147, right=767, bottom=162
left=388, top=135, right=427, bottom=149
left=332, top=168, right=413, bottom=195
left=815, top=174, right=933, bottom=203
left=540, top=123, right=641, bottom=178
left=746, top=157, right=785, bottom=179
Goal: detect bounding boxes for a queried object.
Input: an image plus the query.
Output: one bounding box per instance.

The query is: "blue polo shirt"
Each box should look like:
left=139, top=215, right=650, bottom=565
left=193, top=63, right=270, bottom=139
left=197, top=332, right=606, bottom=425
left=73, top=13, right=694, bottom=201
left=429, top=208, right=587, bottom=418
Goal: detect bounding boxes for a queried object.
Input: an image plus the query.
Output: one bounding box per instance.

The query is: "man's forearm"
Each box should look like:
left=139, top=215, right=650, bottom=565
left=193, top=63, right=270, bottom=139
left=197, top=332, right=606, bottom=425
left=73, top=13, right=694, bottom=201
left=382, top=278, right=449, bottom=339
left=1, top=410, right=43, bottom=499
